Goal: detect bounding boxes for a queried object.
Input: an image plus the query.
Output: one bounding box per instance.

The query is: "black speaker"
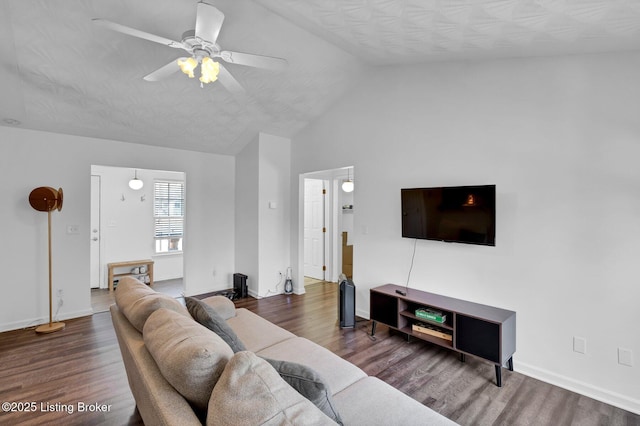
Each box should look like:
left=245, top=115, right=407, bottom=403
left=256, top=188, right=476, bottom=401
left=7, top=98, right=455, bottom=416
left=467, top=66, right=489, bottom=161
left=339, top=279, right=356, bottom=328
left=233, top=273, right=248, bottom=299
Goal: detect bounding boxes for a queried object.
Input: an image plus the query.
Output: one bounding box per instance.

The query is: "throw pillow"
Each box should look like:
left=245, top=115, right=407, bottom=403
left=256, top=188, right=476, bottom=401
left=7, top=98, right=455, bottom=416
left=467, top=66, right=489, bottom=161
left=207, top=351, right=337, bottom=426
left=185, top=296, right=247, bottom=353
left=263, top=358, right=343, bottom=425
left=143, top=308, right=234, bottom=412
left=115, top=276, right=189, bottom=332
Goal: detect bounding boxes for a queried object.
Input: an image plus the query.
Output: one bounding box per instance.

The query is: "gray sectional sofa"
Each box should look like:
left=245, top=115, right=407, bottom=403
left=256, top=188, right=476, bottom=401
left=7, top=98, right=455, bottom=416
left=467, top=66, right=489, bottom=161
left=110, top=276, right=457, bottom=425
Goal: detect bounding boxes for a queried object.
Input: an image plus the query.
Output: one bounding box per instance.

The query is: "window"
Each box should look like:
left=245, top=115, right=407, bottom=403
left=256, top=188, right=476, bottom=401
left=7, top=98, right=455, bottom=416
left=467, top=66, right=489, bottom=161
left=154, top=181, right=184, bottom=253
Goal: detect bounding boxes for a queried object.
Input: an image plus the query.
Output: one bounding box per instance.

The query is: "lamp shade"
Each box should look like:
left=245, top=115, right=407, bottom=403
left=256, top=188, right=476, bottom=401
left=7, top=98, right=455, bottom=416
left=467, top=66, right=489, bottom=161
left=342, top=180, right=354, bottom=193
left=129, top=170, right=144, bottom=190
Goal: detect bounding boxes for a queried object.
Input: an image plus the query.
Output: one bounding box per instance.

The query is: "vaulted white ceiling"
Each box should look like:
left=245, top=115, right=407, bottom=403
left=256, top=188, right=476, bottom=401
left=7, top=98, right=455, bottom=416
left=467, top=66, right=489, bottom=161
left=1, top=0, right=639, bottom=155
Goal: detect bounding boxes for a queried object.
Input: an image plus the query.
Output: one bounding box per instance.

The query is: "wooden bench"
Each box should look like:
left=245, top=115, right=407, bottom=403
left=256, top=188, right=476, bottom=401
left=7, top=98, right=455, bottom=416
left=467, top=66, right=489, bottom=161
left=108, top=259, right=154, bottom=291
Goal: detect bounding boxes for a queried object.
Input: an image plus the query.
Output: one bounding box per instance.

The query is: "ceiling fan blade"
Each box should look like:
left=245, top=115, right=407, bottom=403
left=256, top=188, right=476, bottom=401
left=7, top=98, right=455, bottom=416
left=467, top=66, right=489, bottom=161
left=219, top=50, right=288, bottom=71
left=195, top=1, right=225, bottom=44
left=216, top=63, right=245, bottom=95
left=92, top=18, right=183, bottom=49
left=143, top=58, right=183, bottom=82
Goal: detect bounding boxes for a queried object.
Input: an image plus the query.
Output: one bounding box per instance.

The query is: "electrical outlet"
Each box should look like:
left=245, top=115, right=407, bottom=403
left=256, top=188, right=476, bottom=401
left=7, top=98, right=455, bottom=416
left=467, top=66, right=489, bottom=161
left=573, top=336, right=587, bottom=354
left=618, top=348, right=634, bottom=367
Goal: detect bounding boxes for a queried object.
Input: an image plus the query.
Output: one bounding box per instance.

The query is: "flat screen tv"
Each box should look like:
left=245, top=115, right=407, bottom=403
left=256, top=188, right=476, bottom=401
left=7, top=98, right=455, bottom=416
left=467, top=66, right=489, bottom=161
left=401, top=185, right=495, bottom=246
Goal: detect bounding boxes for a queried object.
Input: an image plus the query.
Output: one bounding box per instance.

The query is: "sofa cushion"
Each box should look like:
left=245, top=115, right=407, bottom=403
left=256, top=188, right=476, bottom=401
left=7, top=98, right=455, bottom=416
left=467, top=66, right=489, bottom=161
left=257, top=337, right=367, bottom=395
left=115, top=276, right=188, bottom=332
left=207, top=351, right=336, bottom=426
left=264, top=358, right=343, bottom=425
left=332, top=377, right=458, bottom=426
left=226, top=308, right=296, bottom=352
left=143, top=308, right=234, bottom=412
left=185, top=296, right=246, bottom=353
left=199, top=295, right=236, bottom=320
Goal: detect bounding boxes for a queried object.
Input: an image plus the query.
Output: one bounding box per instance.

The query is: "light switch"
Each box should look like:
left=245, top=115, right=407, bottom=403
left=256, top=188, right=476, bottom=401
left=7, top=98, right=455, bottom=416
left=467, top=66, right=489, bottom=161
left=618, top=348, right=633, bottom=367
left=573, top=336, right=586, bottom=354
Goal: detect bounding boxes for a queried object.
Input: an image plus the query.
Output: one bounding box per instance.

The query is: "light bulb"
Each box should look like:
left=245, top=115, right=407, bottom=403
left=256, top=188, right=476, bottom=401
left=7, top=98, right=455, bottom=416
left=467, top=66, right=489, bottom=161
left=177, top=57, right=198, bottom=78
left=200, top=57, right=220, bottom=84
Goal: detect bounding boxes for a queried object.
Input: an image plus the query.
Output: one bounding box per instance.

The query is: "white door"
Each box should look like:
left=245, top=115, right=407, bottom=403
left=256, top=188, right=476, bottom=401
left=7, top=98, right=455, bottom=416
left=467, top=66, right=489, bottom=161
left=304, top=179, right=325, bottom=280
left=90, top=175, right=101, bottom=288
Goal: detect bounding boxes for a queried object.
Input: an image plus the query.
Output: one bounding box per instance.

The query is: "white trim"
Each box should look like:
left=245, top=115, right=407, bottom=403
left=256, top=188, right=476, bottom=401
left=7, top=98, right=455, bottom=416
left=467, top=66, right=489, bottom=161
left=0, top=309, right=95, bottom=333
left=516, top=361, right=640, bottom=415
left=356, top=308, right=369, bottom=320
left=152, top=251, right=184, bottom=257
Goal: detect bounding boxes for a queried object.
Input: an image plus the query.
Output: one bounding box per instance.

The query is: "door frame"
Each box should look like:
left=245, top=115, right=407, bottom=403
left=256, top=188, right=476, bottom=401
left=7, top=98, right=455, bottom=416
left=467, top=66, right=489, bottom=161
left=297, top=166, right=353, bottom=292
left=90, top=174, right=103, bottom=288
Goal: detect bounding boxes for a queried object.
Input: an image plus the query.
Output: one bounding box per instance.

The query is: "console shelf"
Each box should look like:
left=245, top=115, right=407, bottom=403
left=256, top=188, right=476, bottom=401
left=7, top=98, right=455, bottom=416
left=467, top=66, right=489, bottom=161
left=370, top=284, right=516, bottom=387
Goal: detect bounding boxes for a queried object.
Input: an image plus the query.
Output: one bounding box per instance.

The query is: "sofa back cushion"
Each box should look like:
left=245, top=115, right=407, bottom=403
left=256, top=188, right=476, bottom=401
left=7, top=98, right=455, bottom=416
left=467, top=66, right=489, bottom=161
left=207, top=351, right=336, bottom=426
left=115, top=276, right=189, bottom=332
left=143, top=308, right=234, bottom=412
left=263, top=358, right=343, bottom=424
left=198, top=295, right=237, bottom=320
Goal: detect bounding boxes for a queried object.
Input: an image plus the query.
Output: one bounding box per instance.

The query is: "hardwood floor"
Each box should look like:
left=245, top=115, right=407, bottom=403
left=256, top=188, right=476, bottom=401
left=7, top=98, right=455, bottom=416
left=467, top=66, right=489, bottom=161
left=1, top=281, right=638, bottom=425
left=0, top=309, right=142, bottom=425
left=91, top=279, right=184, bottom=313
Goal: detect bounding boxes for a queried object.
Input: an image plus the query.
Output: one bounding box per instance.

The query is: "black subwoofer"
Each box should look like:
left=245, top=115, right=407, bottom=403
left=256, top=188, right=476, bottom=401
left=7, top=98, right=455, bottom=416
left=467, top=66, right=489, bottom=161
left=233, top=273, right=248, bottom=299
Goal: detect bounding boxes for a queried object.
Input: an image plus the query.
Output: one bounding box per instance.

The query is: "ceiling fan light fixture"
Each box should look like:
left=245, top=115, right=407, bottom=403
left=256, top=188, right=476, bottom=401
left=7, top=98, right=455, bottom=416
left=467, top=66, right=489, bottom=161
left=200, top=57, right=220, bottom=84
left=178, top=57, right=198, bottom=78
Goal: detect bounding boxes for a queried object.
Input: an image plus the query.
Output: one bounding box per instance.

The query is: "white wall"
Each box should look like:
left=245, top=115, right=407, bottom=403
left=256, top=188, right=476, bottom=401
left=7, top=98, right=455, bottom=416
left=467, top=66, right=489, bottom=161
left=235, top=133, right=291, bottom=297
left=91, top=165, right=184, bottom=286
left=290, top=52, right=640, bottom=413
left=0, top=126, right=235, bottom=331
left=235, top=135, right=260, bottom=295
left=258, top=133, right=291, bottom=296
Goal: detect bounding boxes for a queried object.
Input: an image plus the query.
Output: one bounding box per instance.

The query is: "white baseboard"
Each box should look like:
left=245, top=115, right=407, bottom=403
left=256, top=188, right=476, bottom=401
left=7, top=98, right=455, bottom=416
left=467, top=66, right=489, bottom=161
left=356, top=308, right=369, bottom=320
left=248, top=287, right=306, bottom=299
left=0, top=309, right=94, bottom=333
left=516, top=361, right=640, bottom=415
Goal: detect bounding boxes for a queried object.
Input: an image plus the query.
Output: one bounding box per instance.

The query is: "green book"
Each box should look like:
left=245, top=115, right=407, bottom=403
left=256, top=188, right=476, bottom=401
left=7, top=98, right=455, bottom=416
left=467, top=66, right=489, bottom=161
left=415, top=308, right=446, bottom=323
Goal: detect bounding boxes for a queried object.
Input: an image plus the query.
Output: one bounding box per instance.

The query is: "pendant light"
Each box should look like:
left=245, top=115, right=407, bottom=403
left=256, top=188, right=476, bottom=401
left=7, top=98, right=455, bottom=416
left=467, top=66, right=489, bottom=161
left=342, top=168, right=354, bottom=193
left=129, top=170, right=144, bottom=190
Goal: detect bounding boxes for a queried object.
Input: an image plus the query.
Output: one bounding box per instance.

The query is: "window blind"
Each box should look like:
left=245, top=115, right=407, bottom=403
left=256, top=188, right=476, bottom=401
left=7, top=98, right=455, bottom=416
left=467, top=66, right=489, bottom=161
left=154, top=181, right=184, bottom=238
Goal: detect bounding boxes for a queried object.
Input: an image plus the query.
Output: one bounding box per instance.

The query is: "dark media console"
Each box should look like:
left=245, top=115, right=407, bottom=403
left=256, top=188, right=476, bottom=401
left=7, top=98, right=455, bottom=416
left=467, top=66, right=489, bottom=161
left=370, top=284, right=516, bottom=387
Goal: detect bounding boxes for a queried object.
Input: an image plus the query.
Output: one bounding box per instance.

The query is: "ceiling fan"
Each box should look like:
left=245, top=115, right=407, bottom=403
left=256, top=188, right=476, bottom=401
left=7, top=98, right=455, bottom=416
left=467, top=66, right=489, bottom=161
left=93, top=1, right=287, bottom=93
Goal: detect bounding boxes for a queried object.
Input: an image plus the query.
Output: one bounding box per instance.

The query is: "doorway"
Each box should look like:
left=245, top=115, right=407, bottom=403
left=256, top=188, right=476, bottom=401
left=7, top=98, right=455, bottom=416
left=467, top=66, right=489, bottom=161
left=300, top=167, right=354, bottom=289
left=89, top=165, right=185, bottom=312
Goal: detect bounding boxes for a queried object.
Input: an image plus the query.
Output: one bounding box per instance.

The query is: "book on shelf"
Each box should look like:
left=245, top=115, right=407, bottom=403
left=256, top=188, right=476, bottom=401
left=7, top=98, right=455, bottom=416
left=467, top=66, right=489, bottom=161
left=412, top=322, right=453, bottom=341
left=415, top=308, right=446, bottom=323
